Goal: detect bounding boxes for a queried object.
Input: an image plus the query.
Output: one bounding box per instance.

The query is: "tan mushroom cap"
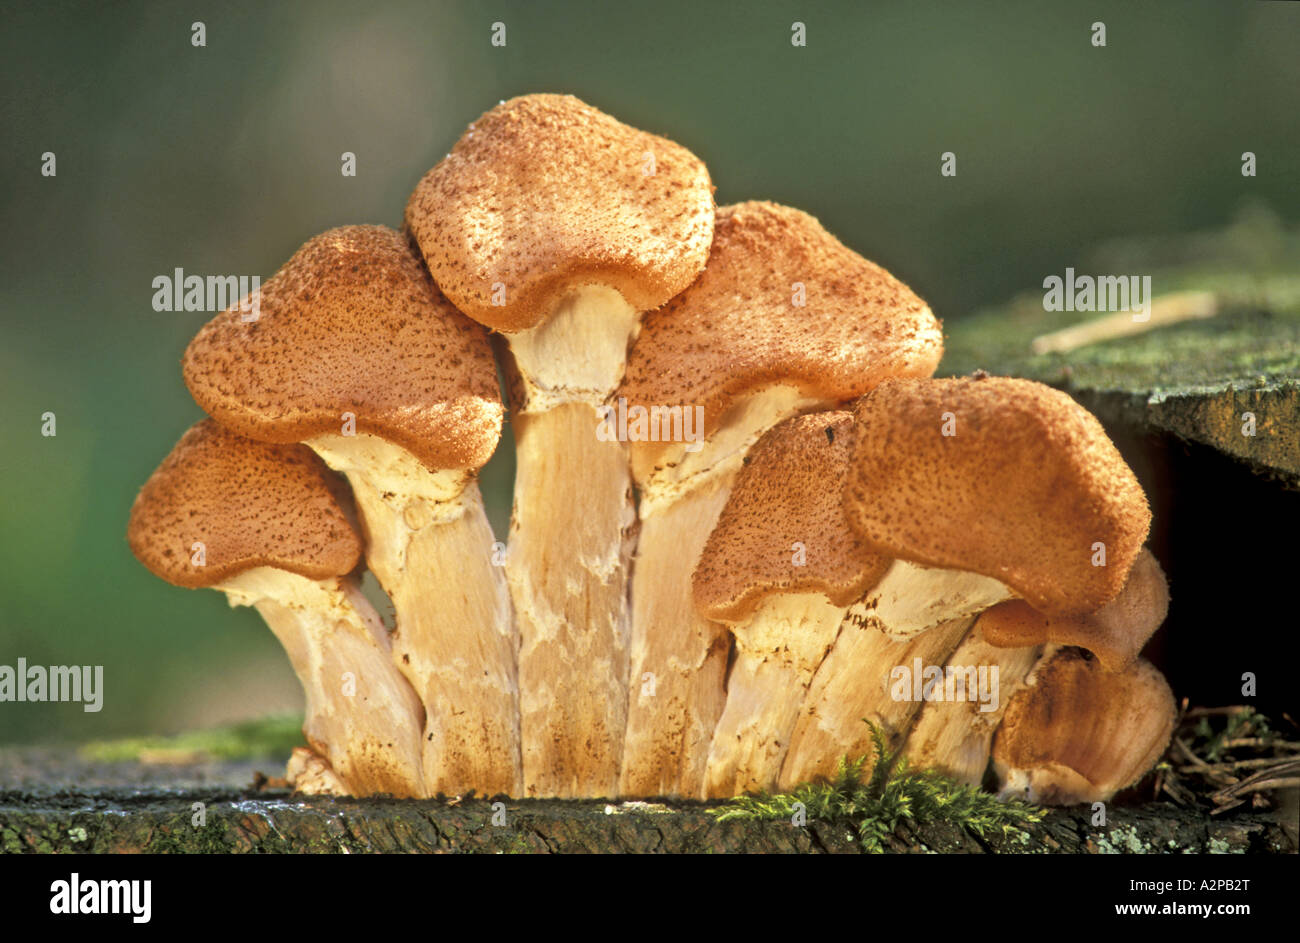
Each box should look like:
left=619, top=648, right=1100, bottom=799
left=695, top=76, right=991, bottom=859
left=846, top=376, right=1151, bottom=616
left=620, top=201, right=944, bottom=472
left=981, top=549, right=1170, bottom=671
left=127, top=419, right=361, bottom=589
left=405, top=93, right=715, bottom=332
left=992, top=648, right=1176, bottom=804
left=693, top=412, right=891, bottom=622
left=183, top=225, right=502, bottom=473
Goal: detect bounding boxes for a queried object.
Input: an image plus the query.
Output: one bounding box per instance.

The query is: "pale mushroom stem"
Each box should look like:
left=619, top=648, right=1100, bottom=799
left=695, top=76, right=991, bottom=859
left=703, top=594, right=845, bottom=797
left=860, top=561, right=1013, bottom=639
left=779, top=614, right=972, bottom=789
left=900, top=630, right=1044, bottom=785
left=219, top=568, right=427, bottom=798
left=305, top=431, right=521, bottom=796
left=620, top=481, right=733, bottom=798
left=621, top=389, right=827, bottom=797
left=346, top=476, right=519, bottom=797
left=510, top=402, right=635, bottom=798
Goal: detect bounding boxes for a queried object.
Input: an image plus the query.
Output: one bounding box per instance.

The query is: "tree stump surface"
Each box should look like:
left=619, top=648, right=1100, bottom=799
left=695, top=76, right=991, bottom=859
left=941, top=250, right=1300, bottom=484
left=0, top=750, right=1293, bottom=854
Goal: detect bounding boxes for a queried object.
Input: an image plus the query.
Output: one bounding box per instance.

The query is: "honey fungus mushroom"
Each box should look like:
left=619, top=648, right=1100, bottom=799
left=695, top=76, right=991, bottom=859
left=619, top=201, right=943, bottom=797
left=406, top=94, right=716, bottom=798
left=182, top=225, right=519, bottom=797
left=991, top=647, right=1177, bottom=804
left=692, top=412, right=890, bottom=796
left=127, top=420, right=426, bottom=798
left=844, top=375, right=1153, bottom=625
left=980, top=549, right=1170, bottom=672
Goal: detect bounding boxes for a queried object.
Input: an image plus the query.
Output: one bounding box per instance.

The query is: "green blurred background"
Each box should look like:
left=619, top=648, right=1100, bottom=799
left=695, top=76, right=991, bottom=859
left=1, top=0, right=1297, bottom=744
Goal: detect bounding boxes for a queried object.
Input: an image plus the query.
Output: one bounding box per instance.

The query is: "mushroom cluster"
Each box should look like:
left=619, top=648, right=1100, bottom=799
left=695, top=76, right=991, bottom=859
left=127, top=94, right=1175, bottom=803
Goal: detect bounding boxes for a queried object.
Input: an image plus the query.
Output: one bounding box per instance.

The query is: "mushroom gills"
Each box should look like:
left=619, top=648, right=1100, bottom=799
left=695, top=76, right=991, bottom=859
left=634, top=385, right=822, bottom=517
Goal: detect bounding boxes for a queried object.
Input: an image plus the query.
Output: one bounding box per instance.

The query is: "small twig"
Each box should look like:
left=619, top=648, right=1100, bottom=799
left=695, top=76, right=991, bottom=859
left=1173, top=738, right=1213, bottom=770
left=1220, top=738, right=1296, bottom=751
left=1183, top=706, right=1254, bottom=720
left=1177, top=766, right=1238, bottom=786
left=1218, top=756, right=1299, bottom=772
left=1030, top=290, right=1218, bottom=355
left=1160, top=777, right=1197, bottom=807
left=1209, top=759, right=1300, bottom=805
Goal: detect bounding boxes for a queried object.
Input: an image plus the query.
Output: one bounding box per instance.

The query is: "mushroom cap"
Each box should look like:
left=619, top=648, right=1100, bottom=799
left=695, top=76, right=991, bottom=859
left=405, top=93, right=715, bottom=332
left=183, top=225, right=502, bottom=473
left=981, top=548, right=1169, bottom=670
left=845, top=376, right=1151, bottom=616
left=620, top=201, right=943, bottom=465
left=693, top=412, right=891, bottom=622
left=976, top=601, right=1051, bottom=649
left=992, top=648, right=1176, bottom=804
left=127, top=419, right=361, bottom=589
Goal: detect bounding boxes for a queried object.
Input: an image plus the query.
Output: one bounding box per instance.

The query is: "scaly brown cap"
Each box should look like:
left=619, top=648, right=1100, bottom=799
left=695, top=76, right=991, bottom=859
left=620, top=202, right=943, bottom=472
left=992, top=648, right=1176, bottom=804
left=183, top=225, right=502, bottom=473
left=845, top=376, right=1151, bottom=616
left=693, top=412, right=891, bottom=622
left=127, top=419, right=361, bottom=589
left=405, top=94, right=715, bottom=332
left=981, top=549, right=1169, bottom=670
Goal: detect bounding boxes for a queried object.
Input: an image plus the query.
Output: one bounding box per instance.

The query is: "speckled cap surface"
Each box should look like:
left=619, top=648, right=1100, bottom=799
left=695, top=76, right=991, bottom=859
left=846, top=376, right=1151, bottom=616
left=183, top=225, right=502, bottom=472
left=980, top=549, right=1169, bottom=670
left=620, top=202, right=943, bottom=455
left=693, top=412, right=891, bottom=622
left=127, top=419, right=361, bottom=588
left=405, top=94, right=715, bottom=332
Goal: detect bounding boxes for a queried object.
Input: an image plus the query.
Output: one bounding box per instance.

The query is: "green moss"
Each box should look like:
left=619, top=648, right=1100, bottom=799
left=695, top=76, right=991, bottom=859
left=940, top=266, right=1300, bottom=480
left=78, top=714, right=304, bottom=763
left=709, top=722, right=1043, bottom=854
left=1190, top=707, right=1275, bottom=763
left=942, top=271, right=1300, bottom=393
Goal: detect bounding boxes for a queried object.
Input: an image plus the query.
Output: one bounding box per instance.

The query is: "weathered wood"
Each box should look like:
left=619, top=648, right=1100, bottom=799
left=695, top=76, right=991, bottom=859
left=1, top=788, right=1291, bottom=854
left=0, top=752, right=1292, bottom=854
left=941, top=231, right=1300, bottom=483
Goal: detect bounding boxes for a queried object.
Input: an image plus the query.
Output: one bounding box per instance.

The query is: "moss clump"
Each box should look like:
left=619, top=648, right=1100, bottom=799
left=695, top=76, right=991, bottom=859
left=78, top=714, right=304, bottom=763
left=710, top=722, right=1043, bottom=853
left=1191, top=706, right=1275, bottom=763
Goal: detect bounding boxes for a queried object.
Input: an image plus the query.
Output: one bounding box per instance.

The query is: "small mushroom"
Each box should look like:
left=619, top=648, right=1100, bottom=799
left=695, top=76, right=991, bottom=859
left=406, top=94, right=715, bottom=798
left=692, top=412, right=890, bottom=796
left=619, top=201, right=944, bottom=797
left=991, top=647, right=1177, bottom=804
left=127, top=420, right=426, bottom=798
left=980, top=548, right=1170, bottom=671
left=182, top=225, right=519, bottom=797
